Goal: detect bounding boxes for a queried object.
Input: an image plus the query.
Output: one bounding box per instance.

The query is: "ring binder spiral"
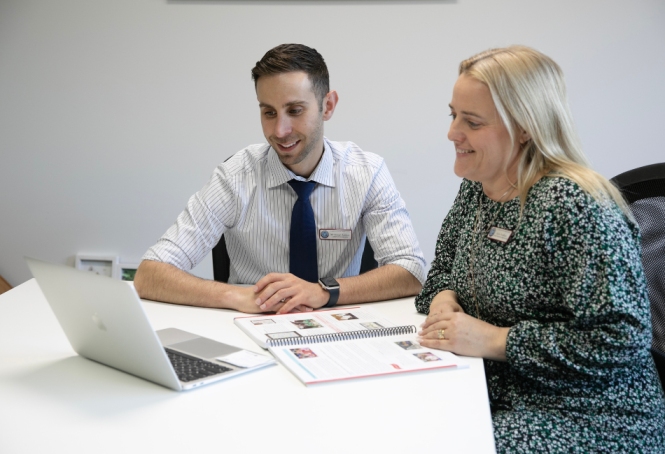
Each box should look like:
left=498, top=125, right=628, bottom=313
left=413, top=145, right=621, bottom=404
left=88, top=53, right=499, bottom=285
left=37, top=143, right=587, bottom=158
left=266, top=325, right=417, bottom=347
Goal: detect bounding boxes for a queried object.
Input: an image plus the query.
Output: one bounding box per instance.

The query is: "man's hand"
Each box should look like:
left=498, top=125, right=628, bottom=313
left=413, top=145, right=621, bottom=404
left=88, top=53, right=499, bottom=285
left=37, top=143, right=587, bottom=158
left=224, top=285, right=289, bottom=314
left=254, top=273, right=329, bottom=314
left=134, top=260, right=290, bottom=314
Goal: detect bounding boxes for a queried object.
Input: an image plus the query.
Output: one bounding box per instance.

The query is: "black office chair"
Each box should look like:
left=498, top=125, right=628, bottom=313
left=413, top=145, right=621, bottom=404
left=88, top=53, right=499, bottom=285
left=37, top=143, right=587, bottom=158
left=611, top=163, right=665, bottom=390
left=212, top=235, right=378, bottom=283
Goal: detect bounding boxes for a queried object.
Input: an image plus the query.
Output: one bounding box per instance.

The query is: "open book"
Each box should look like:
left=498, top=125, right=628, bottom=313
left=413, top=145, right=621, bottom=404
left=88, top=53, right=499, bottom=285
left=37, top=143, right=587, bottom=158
left=234, top=307, right=461, bottom=385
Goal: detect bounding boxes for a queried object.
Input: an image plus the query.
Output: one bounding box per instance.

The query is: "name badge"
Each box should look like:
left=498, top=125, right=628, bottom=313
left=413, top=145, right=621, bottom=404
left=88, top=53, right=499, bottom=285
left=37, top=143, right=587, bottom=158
left=488, top=226, right=513, bottom=243
left=319, top=229, right=352, bottom=240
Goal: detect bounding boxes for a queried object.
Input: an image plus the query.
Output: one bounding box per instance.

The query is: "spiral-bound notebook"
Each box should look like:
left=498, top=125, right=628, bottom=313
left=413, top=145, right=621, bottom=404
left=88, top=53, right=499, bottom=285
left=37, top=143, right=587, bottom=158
left=234, top=307, right=461, bottom=385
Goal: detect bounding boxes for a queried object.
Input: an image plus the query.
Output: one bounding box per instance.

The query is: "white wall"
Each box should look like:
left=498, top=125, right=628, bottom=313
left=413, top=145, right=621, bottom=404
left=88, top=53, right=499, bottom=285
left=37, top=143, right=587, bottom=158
left=2, top=0, right=664, bottom=286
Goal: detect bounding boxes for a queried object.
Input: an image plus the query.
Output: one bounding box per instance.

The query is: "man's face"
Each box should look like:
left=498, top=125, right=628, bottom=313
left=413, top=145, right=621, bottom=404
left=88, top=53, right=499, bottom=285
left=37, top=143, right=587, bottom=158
left=257, top=71, right=328, bottom=177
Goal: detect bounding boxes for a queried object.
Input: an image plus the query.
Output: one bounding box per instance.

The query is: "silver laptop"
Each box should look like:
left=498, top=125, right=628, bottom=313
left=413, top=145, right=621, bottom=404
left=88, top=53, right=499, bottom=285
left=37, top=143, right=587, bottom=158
left=26, top=257, right=275, bottom=391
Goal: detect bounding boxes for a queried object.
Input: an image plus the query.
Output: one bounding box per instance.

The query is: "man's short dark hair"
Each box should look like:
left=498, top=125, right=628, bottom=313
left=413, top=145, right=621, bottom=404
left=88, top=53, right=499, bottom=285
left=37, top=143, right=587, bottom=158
left=251, top=44, right=330, bottom=105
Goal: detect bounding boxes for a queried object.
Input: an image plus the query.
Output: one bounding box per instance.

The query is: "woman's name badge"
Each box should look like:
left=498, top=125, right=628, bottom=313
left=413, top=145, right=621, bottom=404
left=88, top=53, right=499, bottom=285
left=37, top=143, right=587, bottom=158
left=488, top=226, right=512, bottom=243
left=319, top=229, right=352, bottom=240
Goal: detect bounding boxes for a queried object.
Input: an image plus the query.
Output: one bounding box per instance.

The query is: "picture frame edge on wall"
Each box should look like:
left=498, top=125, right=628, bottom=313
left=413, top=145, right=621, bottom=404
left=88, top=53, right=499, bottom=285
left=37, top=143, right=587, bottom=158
left=75, top=254, right=119, bottom=278
left=113, top=262, right=140, bottom=281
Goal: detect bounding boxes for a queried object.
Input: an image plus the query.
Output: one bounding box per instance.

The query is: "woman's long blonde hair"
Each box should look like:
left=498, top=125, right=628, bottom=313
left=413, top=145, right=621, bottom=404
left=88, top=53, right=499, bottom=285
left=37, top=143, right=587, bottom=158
left=459, top=45, right=631, bottom=218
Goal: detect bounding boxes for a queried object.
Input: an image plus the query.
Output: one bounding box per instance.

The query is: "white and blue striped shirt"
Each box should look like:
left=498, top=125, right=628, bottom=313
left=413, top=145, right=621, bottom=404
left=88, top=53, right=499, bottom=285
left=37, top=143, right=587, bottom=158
left=143, top=138, right=426, bottom=284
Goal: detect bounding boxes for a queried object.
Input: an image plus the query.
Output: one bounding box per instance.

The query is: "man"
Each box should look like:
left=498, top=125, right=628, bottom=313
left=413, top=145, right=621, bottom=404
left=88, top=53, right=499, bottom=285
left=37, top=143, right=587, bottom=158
left=134, top=44, right=425, bottom=314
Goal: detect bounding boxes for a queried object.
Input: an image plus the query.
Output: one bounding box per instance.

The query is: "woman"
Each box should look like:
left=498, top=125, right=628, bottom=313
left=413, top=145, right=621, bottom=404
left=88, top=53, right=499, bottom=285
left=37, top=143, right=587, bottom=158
left=416, top=46, right=665, bottom=452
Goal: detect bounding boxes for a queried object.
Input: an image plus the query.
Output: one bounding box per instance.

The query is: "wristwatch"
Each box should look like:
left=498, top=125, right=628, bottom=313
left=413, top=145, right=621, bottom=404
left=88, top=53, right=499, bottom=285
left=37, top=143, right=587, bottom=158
left=318, top=277, right=340, bottom=308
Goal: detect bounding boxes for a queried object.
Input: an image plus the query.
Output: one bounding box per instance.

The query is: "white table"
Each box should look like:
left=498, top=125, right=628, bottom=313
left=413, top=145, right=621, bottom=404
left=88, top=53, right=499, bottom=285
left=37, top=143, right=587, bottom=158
left=0, top=279, right=496, bottom=453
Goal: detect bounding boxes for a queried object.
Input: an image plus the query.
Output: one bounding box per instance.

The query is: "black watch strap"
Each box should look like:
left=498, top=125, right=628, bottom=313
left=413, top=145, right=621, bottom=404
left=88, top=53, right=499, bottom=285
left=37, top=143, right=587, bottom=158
left=319, top=278, right=340, bottom=308
left=323, top=286, right=339, bottom=308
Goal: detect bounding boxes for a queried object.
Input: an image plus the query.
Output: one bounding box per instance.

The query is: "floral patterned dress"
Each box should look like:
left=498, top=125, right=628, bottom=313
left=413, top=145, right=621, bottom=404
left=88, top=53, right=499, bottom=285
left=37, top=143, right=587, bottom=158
left=415, top=177, right=665, bottom=453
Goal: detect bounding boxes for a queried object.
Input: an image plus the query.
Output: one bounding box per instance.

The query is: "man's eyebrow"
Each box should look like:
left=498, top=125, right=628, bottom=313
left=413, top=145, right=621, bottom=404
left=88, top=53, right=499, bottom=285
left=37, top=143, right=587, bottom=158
left=259, top=100, right=309, bottom=109
left=284, top=100, right=308, bottom=107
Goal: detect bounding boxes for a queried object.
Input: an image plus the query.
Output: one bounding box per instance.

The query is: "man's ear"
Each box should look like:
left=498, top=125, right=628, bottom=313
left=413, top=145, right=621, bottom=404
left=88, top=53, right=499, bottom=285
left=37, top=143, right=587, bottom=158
left=322, top=90, right=339, bottom=121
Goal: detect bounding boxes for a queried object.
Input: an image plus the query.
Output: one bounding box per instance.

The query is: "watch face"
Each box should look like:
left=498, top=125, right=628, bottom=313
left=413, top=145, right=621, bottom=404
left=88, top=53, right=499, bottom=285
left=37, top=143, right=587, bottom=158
left=320, top=277, right=339, bottom=288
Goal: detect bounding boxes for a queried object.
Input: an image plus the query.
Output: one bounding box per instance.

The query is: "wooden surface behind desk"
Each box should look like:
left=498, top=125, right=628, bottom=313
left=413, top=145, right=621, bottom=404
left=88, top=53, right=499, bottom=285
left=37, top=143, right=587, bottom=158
left=0, top=279, right=496, bottom=454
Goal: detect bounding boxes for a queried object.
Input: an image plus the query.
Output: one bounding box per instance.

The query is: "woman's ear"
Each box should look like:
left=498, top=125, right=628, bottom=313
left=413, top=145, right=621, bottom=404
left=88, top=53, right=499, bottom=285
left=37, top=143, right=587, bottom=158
left=519, top=129, right=531, bottom=144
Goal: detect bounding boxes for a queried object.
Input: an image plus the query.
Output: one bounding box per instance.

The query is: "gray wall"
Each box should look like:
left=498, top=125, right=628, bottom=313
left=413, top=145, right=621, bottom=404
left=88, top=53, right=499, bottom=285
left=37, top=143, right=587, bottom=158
left=2, top=0, right=664, bottom=286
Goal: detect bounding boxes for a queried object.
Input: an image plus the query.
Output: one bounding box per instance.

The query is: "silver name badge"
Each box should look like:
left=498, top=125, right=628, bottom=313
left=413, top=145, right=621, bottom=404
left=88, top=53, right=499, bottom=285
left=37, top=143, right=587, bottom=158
left=319, top=229, right=352, bottom=240
left=487, top=226, right=513, bottom=243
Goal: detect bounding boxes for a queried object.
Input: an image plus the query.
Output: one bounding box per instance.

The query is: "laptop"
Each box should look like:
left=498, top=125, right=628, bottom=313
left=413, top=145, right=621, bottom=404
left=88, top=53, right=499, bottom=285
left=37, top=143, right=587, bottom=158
left=26, top=257, right=275, bottom=391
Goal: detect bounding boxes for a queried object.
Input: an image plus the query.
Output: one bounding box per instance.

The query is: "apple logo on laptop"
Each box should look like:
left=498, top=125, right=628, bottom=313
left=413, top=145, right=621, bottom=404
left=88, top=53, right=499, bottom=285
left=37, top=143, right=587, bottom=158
left=91, top=314, right=107, bottom=331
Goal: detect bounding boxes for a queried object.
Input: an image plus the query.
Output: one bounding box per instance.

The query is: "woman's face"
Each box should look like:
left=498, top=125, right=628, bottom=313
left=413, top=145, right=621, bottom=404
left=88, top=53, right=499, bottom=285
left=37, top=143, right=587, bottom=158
left=448, top=74, right=523, bottom=196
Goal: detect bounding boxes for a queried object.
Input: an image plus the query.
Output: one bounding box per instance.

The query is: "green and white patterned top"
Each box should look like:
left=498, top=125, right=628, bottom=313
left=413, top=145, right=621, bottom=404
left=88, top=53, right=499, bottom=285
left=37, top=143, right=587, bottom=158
left=415, top=177, right=665, bottom=452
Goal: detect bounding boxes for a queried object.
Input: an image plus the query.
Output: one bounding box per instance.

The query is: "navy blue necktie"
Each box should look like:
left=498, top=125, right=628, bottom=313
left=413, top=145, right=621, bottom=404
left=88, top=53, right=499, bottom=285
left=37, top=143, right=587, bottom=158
left=288, top=180, right=318, bottom=283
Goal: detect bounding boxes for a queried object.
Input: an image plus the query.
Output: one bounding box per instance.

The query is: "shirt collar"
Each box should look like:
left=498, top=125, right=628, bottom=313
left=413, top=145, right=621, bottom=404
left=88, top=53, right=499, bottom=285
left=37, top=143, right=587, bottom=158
left=266, top=138, right=335, bottom=188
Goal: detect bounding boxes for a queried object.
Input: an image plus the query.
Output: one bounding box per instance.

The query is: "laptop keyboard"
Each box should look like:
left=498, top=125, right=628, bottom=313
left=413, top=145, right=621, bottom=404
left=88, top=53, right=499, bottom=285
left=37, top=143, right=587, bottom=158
left=166, top=349, right=233, bottom=382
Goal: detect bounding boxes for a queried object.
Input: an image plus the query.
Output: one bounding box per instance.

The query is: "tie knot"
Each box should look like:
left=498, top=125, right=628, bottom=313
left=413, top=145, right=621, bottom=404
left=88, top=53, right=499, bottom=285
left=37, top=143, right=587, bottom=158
left=288, top=180, right=316, bottom=199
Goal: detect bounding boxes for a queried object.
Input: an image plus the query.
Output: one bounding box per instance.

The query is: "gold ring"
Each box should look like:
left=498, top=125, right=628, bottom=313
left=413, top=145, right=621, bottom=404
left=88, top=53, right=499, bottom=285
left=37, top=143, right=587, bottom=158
left=438, top=329, right=445, bottom=340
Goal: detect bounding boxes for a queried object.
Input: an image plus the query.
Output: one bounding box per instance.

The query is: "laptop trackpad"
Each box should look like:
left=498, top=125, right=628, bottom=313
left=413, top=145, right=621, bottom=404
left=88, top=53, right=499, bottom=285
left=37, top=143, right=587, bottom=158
left=169, top=338, right=241, bottom=359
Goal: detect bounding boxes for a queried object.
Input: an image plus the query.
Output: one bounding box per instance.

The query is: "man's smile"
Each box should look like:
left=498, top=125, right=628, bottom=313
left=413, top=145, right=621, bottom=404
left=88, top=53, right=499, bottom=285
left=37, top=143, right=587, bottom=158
left=275, top=140, right=301, bottom=152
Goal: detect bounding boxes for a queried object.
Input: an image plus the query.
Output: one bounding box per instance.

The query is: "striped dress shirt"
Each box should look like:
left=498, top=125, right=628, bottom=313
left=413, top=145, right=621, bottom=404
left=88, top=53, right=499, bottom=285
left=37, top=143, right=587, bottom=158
left=143, top=138, right=426, bottom=285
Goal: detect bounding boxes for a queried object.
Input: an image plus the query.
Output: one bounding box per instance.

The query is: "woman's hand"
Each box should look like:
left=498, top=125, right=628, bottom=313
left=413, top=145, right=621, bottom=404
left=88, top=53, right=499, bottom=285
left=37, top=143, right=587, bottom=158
left=419, top=297, right=509, bottom=361
left=428, top=290, right=464, bottom=316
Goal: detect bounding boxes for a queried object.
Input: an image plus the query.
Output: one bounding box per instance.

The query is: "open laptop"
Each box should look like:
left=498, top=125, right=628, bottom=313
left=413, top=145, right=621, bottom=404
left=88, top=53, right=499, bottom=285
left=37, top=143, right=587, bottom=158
left=26, top=257, right=275, bottom=391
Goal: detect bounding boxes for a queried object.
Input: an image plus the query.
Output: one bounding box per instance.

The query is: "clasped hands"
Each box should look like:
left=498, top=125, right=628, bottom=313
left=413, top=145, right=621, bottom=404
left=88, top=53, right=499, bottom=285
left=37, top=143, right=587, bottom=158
left=417, top=291, right=509, bottom=361
left=235, top=272, right=329, bottom=315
